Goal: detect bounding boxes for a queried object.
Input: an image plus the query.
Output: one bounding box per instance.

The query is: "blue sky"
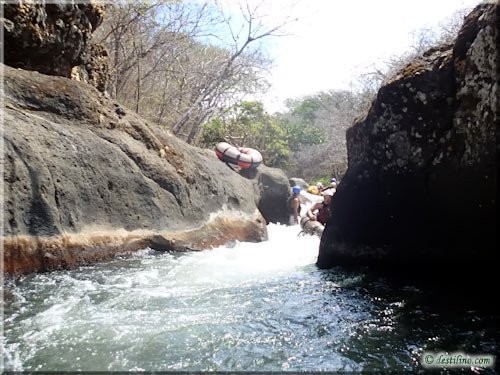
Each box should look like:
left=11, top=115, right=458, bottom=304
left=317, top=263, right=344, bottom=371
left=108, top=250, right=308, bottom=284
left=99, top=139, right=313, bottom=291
left=223, top=0, right=482, bottom=112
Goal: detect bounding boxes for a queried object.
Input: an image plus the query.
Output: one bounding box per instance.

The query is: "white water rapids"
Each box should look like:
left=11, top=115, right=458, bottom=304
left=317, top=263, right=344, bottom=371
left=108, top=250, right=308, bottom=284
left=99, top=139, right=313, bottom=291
left=5, top=201, right=493, bottom=372
left=3, top=221, right=379, bottom=372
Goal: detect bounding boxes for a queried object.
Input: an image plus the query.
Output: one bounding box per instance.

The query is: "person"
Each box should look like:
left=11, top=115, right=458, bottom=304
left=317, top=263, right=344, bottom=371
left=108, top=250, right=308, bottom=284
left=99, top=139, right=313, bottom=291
left=306, top=188, right=335, bottom=225
left=288, top=185, right=302, bottom=225
left=315, top=181, right=324, bottom=193
left=300, top=188, right=335, bottom=236
left=306, top=181, right=324, bottom=195
left=330, top=178, right=337, bottom=189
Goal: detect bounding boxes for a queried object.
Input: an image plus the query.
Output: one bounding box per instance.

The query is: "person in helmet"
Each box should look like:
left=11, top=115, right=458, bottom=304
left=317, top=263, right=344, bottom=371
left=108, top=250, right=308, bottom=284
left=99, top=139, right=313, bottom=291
left=330, top=178, right=337, bottom=189
left=288, top=185, right=302, bottom=225
left=300, top=188, right=335, bottom=236
left=306, top=188, right=335, bottom=225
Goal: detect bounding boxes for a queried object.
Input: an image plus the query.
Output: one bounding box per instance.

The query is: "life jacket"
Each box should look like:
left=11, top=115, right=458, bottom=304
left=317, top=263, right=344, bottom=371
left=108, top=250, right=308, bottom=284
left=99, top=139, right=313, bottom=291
left=316, top=202, right=330, bottom=225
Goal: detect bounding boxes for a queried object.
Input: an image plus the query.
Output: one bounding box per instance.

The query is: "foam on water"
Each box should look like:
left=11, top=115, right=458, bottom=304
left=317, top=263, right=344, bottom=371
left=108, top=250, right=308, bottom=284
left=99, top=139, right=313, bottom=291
left=4, top=223, right=351, bottom=371
left=6, top=223, right=473, bottom=372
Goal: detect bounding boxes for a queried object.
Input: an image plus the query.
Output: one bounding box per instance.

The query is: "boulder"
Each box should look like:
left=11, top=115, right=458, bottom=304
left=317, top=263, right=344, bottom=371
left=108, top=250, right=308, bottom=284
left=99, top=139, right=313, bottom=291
left=2, top=2, right=108, bottom=91
left=2, top=65, right=268, bottom=275
left=289, top=177, right=309, bottom=190
left=246, top=165, right=290, bottom=225
left=70, top=43, right=110, bottom=93
left=317, top=3, right=497, bottom=271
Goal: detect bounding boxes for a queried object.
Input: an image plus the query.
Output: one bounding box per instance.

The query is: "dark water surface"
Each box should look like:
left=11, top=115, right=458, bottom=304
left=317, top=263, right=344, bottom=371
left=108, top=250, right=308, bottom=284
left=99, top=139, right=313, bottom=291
left=2, top=224, right=498, bottom=372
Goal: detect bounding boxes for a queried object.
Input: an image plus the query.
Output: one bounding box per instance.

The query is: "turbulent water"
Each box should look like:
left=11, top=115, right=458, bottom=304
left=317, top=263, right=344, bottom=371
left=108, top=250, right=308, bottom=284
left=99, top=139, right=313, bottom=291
left=2, top=223, right=498, bottom=372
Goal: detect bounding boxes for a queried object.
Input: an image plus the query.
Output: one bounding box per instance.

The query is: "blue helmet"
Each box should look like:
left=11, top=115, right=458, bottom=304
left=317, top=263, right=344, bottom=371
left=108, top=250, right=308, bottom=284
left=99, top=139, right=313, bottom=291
left=292, top=185, right=301, bottom=194
left=330, top=178, right=337, bottom=183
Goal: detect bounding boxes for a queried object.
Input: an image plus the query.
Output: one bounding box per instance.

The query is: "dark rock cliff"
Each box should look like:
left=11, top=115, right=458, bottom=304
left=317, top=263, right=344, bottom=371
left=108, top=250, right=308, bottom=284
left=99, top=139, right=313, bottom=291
left=317, top=3, right=497, bottom=271
left=2, top=2, right=109, bottom=92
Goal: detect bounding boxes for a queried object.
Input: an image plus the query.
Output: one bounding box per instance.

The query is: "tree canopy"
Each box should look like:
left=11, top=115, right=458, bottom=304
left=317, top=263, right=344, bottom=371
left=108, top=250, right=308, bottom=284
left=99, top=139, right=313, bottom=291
left=94, top=0, right=294, bottom=143
left=199, top=101, right=324, bottom=168
left=93, top=0, right=468, bottom=181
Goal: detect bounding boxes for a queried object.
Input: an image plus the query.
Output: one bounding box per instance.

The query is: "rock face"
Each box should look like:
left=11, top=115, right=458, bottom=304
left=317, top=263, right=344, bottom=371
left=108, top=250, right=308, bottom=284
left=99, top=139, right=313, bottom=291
left=2, top=2, right=108, bottom=91
left=242, top=165, right=290, bottom=225
left=70, top=43, right=110, bottom=93
left=318, top=3, right=497, bottom=270
left=2, top=65, right=273, bottom=275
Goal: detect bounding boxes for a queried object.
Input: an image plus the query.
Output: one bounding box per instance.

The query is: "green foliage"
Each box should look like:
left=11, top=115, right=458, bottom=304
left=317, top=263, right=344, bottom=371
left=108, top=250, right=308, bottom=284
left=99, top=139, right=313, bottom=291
left=316, top=176, right=333, bottom=186
left=199, top=118, right=226, bottom=146
left=283, top=120, right=324, bottom=151
left=199, top=101, right=324, bottom=168
left=287, top=96, right=322, bottom=123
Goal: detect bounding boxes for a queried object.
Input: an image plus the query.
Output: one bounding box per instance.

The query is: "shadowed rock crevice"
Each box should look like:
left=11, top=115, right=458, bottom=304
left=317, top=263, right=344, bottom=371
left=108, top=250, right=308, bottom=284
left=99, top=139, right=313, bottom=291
left=4, top=136, right=61, bottom=237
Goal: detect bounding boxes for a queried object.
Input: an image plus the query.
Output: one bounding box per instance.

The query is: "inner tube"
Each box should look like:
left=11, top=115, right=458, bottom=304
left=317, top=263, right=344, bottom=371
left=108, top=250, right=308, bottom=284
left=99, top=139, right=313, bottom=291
left=215, top=142, right=263, bottom=169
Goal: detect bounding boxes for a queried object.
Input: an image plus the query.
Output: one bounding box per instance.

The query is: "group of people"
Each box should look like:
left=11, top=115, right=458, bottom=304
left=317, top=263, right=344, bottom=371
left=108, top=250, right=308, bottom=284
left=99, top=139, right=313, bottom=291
left=306, top=178, right=337, bottom=195
left=287, top=178, right=338, bottom=236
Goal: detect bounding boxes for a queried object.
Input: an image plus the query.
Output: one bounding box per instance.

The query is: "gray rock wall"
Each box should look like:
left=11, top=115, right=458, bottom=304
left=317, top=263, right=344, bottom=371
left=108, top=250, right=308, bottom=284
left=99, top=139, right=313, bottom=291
left=2, top=65, right=272, bottom=274
left=2, top=2, right=104, bottom=77
left=241, top=165, right=290, bottom=225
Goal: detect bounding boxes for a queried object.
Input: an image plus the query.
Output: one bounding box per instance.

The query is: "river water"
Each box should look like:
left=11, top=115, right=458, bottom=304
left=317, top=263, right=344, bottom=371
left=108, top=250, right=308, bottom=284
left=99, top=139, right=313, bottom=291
left=2, top=223, right=498, bottom=372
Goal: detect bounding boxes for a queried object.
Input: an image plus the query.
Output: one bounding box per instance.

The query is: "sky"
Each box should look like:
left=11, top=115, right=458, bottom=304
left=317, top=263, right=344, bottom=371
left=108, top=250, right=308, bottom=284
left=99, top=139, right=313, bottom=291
left=231, top=0, right=482, bottom=112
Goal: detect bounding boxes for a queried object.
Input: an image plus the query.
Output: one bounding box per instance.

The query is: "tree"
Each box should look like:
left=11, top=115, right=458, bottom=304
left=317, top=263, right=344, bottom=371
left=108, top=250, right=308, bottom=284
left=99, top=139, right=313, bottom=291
left=281, top=90, right=374, bottom=181
left=93, top=0, right=295, bottom=144
left=279, top=6, right=472, bottom=182
left=199, top=101, right=323, bottom=168
left=171, top=1, right=296, bottom=143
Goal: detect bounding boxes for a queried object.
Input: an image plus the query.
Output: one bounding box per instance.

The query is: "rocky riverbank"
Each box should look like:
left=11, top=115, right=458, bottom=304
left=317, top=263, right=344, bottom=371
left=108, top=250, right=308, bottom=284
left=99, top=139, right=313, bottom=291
left=2, top=63, right=290, bottom=275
